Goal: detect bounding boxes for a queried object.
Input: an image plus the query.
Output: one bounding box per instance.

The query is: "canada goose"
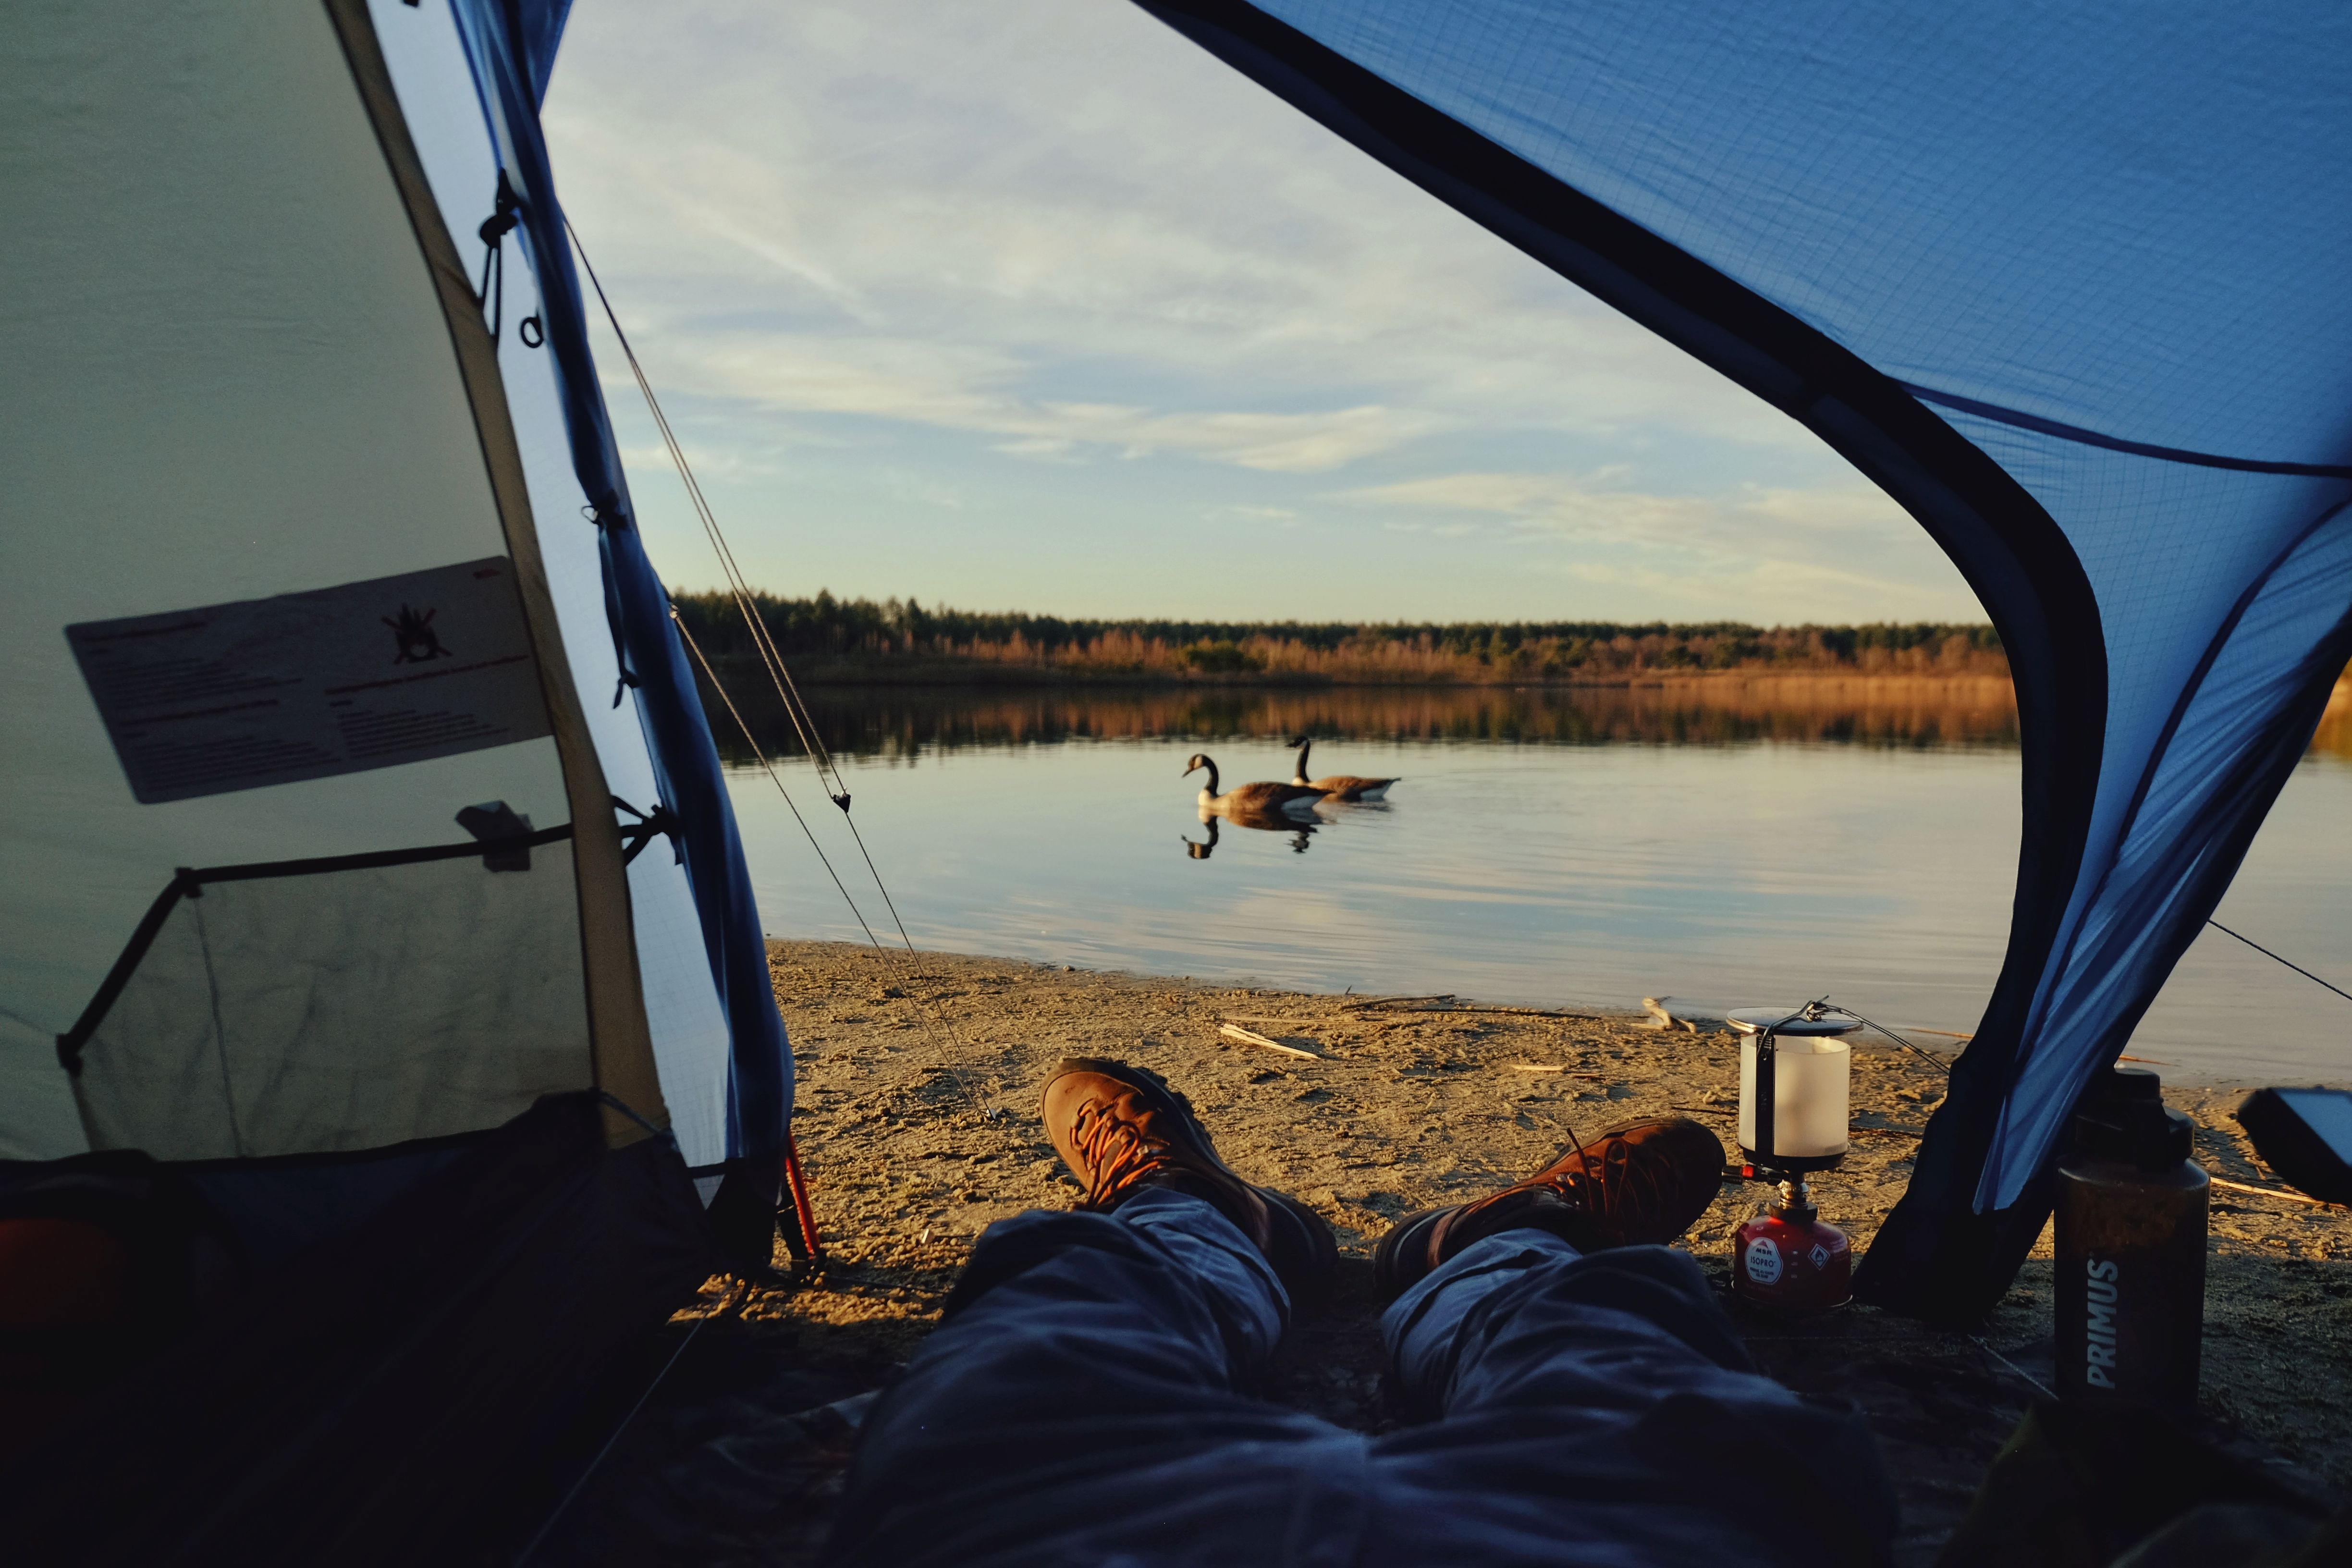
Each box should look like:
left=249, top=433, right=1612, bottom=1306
left=1287, top=736, right=1398, bottom=802
left=1183, top=753, right=1324, bottom=818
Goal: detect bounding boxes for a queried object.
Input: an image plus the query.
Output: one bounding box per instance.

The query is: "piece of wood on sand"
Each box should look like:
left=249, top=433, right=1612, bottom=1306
left=1343, top=993, right=1605, bottom=1022
left=1218, top=1022, right=1323, bottom=1060
left=1641, top=996, right=1720, bottom=1034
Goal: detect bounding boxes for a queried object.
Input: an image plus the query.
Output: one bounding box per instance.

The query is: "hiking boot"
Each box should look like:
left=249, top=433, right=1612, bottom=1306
left=1371, top=1116, right=1725, bottom=1304
left=1040, top=1057, right=1336, bottom=1309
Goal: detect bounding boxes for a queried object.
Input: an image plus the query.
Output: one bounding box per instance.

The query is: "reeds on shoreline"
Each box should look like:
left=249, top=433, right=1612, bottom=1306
left=672, top=588, right=2352, bottom=759
left=671, top=589, right=2011, bottom=686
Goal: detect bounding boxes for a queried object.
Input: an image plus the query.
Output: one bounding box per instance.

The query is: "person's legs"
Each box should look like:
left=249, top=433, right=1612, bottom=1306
left=833, top=1077, right=1896, bottom=1568
left=827, top=1064, right=1361, bottom=1568
left=1359, top=1118, right=1898, bottom=1568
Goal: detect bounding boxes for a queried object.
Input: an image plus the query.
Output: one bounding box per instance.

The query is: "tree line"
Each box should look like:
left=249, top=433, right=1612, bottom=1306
left=670, top=588, right=2009, bottom=682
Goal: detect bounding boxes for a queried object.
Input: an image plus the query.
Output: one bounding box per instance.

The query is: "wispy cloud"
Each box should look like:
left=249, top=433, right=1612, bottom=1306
left=542, top=0, right=1984, bottom=623
left=1335, top=472, right=1914, bottom=551
left=1333, top=471, right=1956, bottom=615
left=668, top=333, right=1449, bottom=472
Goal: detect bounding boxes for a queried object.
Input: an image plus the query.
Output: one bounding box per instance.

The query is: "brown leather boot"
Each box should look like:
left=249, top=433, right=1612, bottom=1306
left=1040, top=1057, right=1337, bottom=1309
left=1372, top=1116, right=1726, bottom=1304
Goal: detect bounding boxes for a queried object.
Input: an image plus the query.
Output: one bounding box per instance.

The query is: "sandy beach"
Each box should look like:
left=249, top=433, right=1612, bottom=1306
left=539, top=940, right=2352, bottom=1566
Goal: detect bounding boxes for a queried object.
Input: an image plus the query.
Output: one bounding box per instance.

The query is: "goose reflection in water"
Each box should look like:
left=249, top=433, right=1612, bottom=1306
left=1180, top=814, right=1315, bottom=858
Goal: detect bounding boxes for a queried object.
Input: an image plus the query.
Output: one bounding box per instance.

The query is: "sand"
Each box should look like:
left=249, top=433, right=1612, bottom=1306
left=535, top=941, right=2352, bottom=1566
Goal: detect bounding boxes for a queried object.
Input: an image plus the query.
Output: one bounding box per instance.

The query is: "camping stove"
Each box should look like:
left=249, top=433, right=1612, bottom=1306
left=1727, top=1003, right=1858, bottom=1313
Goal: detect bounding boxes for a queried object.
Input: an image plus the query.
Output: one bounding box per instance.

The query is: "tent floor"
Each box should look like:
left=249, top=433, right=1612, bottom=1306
left=518, top=942, right=2352, bottom=1565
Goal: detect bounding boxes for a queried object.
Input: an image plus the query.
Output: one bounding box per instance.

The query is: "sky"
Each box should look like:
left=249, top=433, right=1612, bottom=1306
left=540, top=0, right=1990, bottom=627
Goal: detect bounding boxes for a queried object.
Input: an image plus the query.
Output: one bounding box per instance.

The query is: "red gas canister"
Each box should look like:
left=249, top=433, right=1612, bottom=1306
left=1733, top=1181, right=1851, bottom=1312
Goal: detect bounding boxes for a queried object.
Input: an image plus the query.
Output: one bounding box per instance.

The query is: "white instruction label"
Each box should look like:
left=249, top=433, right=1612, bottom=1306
left=1744, top=1236, right=1784, bottom=1285
left=67, top=558, right=551, bottom=804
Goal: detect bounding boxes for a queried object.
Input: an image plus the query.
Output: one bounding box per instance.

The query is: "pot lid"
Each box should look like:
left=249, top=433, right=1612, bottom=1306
left=1726, top=1006, right=1863, bottom=1037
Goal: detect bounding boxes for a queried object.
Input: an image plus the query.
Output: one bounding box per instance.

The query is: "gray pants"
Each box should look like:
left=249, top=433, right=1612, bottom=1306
left=828, top=1189, right=1895, bottom=1567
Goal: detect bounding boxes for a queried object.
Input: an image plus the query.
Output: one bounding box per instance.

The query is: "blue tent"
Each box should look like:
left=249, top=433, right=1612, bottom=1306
left=1132, top=0, right=2352, bottom=1317
left=8, top=2, right=2344, bottom=1550
left=343, top=0, right=2346, bottom=1327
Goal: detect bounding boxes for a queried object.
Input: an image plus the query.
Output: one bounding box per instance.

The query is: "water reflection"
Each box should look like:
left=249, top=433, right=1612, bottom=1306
left=700, top=674, right=2025, bottom=763
left=1181, top=816, right=1316, bottom=858
left=723, top=675, right=2352, bottom=1084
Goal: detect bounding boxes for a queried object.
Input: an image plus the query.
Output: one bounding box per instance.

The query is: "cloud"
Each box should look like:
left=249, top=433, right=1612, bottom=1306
left=1537, top=553, right=1945, bottom=618
left=667, top=332, right=1448, bottom=472
left=1330, top=470, right=1967, bottom=617
left=1334, top=472, right=1915, bottom=553
left=993, top=436, right=1083, bottom=463
left=539, top=0, right=1984, bottom=621
left=544, top=0, right=1810, bottom=463
left=1338, top=472, right=1718, bottom=546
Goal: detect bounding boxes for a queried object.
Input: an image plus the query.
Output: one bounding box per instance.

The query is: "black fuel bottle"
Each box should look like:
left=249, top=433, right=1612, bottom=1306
left=2054, top=1066, right=2208, bottom=1417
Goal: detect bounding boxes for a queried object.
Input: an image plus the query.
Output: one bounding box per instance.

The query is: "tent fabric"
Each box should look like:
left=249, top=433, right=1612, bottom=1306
left=428, top=0, right=797, bottom=1168
left=0, top=4, right=758, bottom=1551
left=71, top=838, right=590, bottom=1161
left=0, top=0, right=788, bottom=1176
left=0, top=0, right=599, bottom=1159
left=367, top=0, right=744, bottom=1168
left=0, top=1092, right=717, bottom=1568
left=1137, top=0, right=2352, bottom=1316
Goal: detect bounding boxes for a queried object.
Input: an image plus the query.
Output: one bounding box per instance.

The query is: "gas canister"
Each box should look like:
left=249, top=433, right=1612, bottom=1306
left=2054, top=1066, right=2207, bottom=1416
left=1734, top=1179, right=1851, bottom=1311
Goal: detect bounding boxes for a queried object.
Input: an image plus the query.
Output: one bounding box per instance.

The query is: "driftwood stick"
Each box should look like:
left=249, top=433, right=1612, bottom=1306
left=1218, top=1023, right=1322, bottom=1060
left=1341, top=992, right=1611, bottom=1022
left=1642, top=996, right=1707, bottom=1033
left=1358, top=1003, right=1607, bottom=1022
left=1452, top=1005, right=1608, bottom=1021
left=2210, top=1175, right=2336, bottom=1208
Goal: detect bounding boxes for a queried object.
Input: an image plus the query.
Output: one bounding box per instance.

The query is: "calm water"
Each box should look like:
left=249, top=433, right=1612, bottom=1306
left=724, top=683, right=2352, bottom=1086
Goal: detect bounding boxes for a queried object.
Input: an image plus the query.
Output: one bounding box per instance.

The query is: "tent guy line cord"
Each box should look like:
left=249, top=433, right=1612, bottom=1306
left=511, top=1277, right=752, bottom=1567
left=2207, top=919, right=2352, bottom=1006
left=673, top=612, right=998, bottom=1123
left=1818, top=917, right=2348, bottom=1089
left=567, top=219, right=928, bottom=964
left=1970, top=1335, right=2056, bottom=1401
left=570, top=218, right=1002, bottom=1129
left=564, top=217, right=848, bottom=804
left=672, top=612, right=885, bottom=949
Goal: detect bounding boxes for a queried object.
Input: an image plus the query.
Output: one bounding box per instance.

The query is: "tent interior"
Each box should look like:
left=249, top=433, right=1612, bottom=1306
left=2, top=0, right=789, bottom=1558
left=3, top=0, right=2348, bottom=1560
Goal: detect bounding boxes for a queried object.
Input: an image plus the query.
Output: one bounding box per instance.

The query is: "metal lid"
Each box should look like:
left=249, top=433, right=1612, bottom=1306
left=1727, top=1006, right=1863, bottom=1038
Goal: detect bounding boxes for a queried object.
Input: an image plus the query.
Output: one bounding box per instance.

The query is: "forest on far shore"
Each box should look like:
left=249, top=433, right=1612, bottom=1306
left=669, top=588, right=2010, bottom=685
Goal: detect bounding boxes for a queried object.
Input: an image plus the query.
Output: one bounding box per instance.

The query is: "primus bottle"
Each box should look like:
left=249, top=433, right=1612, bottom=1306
left=2053, top=1066, right=2208, bottom=1417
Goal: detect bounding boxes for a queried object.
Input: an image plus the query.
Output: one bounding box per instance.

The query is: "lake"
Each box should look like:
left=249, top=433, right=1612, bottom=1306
left=720, top=680, right=2352, bottom=1086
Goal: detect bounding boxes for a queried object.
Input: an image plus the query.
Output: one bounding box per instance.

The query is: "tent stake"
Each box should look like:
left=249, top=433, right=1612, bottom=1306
left=784, top=1130, right=824, bottom=1260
